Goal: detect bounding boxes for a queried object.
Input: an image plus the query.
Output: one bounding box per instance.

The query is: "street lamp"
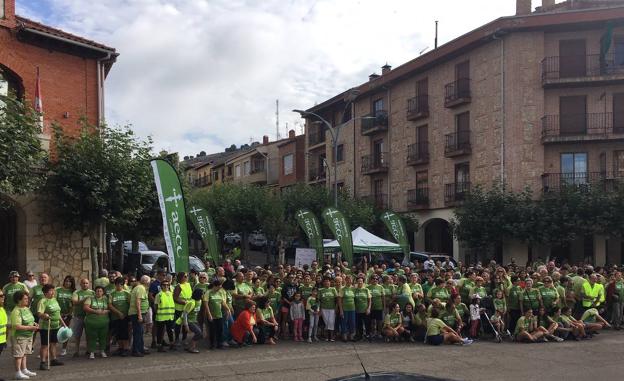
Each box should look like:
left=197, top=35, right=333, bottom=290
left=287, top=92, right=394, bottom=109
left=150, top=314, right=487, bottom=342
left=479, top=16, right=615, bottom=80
left=294, top=91, right=375, bottom=207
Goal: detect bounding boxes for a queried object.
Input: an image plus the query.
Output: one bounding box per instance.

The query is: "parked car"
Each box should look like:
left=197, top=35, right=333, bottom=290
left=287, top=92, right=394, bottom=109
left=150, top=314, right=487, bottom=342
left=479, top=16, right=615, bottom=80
left=248, top=230, right=267, bottom=249
left=153, top=254, right=206, bottom=274
left=136, top=250, right=169, bottom=276
left=224, top=233, right=241, bottom=245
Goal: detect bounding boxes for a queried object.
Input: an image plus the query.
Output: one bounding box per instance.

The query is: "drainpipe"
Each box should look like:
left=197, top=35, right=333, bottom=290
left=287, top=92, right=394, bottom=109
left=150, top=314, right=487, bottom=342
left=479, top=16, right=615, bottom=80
left=97, top=52, right=113, bottom=127
left=493, top=30, right=506, bottom=185
left=386, top=86, right=392, bottom=207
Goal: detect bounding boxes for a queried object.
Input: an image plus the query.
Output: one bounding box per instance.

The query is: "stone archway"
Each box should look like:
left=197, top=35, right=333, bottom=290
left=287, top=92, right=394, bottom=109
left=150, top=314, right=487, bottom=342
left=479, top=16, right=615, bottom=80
left=422, top=218, right=453, bottom=258
left=0, top=197, right=26, bottom=281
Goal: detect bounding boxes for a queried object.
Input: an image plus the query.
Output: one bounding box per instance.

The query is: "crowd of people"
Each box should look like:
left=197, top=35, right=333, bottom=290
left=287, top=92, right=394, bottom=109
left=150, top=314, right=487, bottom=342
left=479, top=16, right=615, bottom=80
left=0, top=256, right=622, bottom=380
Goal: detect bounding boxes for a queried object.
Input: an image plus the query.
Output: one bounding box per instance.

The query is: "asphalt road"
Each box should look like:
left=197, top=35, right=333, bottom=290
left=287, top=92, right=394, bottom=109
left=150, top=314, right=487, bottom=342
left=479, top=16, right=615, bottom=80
left=2, top=330, right=623, bottom=381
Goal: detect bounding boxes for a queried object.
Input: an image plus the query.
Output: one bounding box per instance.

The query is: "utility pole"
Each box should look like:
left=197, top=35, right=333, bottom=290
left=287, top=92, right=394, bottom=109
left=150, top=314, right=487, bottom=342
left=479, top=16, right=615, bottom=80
left=276, top=99, right=280, bottom=140
left=435, top=20, right=439, bottom=49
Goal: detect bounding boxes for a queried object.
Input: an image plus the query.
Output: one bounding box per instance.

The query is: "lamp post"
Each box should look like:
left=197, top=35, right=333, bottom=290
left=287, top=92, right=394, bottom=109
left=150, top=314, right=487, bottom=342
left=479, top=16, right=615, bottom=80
left=294, top=92, right=374, bottom=207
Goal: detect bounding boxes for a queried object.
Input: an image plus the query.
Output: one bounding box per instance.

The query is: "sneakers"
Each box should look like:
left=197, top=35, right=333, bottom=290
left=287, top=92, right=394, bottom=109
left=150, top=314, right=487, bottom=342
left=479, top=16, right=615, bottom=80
left=60, top=349, right=67, bottom=357
left=39, top=362, right=49, bottom=371
left=50, top=359, right=64, bottom=366
left=101, top=351, right=108, bottom=358
left=553, top=336, right=564, bottom=342
left=22, top=370, right=37, bottom=377
left=307, top=337, right=312, bottom=343
left=221, top=341, right=229, bottom=348
left=15, top=372, right=29, bottom=380
left=89, top=353, right=95, bottom=359
left=462, top=338, right=474, bottom=345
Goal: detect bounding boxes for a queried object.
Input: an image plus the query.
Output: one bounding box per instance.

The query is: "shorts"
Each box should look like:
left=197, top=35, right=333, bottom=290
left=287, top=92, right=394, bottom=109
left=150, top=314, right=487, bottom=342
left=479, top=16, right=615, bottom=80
left=71, top=316, right=85, bottom=336
left=40, top=329, right=59, bottom=346
left=112, top=318, right=130, bottom=341
left=11, top=336, right=32, bottom=358
left=370, top=310, right=383, bottom=321
left=427, top=334, right=444, bottom=345
left=321, top=309, right=336, bottom=331
left=144, top=308, right=153, bottom=325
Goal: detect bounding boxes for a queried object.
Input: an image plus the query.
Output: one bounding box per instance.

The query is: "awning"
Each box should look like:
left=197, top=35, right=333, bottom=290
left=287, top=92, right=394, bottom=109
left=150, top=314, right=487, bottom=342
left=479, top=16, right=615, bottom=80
left=324, top=226, right=402, bottom=253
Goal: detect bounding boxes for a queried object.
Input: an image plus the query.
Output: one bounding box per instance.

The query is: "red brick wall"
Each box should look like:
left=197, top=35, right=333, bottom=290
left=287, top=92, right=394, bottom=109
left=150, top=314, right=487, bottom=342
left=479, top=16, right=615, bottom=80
left=278, top=135, right=307, bottom=188
left=0, top=26, right=100, bottom=139
left=0, top=0, right=16, bottom=29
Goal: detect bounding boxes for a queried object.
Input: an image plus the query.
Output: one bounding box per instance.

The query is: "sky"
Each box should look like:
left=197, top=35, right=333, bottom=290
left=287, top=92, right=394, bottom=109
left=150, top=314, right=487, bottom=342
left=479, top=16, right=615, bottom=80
left=17, top=0, right=528, bottom=157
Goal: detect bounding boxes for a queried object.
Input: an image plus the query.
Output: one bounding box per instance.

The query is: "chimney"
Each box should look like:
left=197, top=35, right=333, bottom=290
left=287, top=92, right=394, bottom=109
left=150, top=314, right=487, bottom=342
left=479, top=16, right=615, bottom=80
left=541, top=0, right=555, bottom=9
left=288, top=129, right=295, bottom=139
left=369, top=73, right=380, bottom=81
left=381, top=63, right=391, bottom=75
left=1, top=0, right=16, bottom=26
left=262, top=135, right=269, bottom=145
left=516, top=0, right=531, bottom=15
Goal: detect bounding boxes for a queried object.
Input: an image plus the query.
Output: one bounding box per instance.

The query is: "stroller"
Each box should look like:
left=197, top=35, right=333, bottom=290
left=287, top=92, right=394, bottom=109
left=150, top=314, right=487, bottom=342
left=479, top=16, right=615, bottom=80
left=481, top=309, right=512, bottom=343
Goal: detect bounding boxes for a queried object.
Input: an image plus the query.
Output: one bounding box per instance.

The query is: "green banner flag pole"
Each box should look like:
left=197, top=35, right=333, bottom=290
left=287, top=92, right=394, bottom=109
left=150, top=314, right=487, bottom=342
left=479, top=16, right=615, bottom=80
left=151, top=159, right=189, bottom=273
left=295, top=209, right=324, bottom=263
left=188, top=205, right=220, bottom=265
left=380, top=210, right=410, bottom=264
left=322, top=207, right=353, bottom=266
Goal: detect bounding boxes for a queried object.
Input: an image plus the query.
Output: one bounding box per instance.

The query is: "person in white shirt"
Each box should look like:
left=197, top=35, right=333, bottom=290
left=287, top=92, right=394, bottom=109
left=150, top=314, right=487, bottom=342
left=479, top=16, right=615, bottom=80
left=23, top=272, right=37, bottom=290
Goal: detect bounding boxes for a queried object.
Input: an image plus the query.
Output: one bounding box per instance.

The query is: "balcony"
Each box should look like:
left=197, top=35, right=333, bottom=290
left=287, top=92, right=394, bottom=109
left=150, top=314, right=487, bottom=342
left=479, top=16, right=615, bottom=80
left=444, top=131, right=471, bottom=157
left=308, top=130, right=326, bottom=147
left=362, top=194, right=388, bottom=210
left=541, top=54, right=624, bottom=88
left=361, top=111, right=388, bottom=136
left=541, top=172, right=624, bottom=193
left=361, top=153, right=389, bottom=175
left=407, top=142, right=429, bottom=165
left=444, top=182, right=470, bottom=206
left=541, top=113, right=624, bottom=144
left=444, top=78, right=471, bottom=108
left=407, top=187, right=429, bottom=210
left=308, top=166, right=326, bottom=183
left=406, top=95, right=429, bottom=121
left=193, top=177, right=212, bottom=187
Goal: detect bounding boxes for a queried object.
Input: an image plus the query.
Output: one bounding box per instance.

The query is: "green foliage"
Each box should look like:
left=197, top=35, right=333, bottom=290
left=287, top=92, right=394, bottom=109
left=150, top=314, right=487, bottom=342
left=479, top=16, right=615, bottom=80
left=47, top=122, right=154, bottom=240
left=452, top=183, right=624, bottom=250
left=0, top=95, right=47, bottom=198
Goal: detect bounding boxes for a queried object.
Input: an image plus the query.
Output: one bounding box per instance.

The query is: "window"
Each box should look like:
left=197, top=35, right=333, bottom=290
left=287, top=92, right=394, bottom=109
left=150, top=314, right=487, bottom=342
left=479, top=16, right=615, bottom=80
left=614, top=93, right=624, bottom=133
left=227, top=165, right=232, bottom=176
left=560, top=153, right=587, bottom=184
left=614, top=151, right=624, bottom=178
left=283, top=153, right=294, bottom=175
left=0, top=1, right=4, bottom=19
left=559, top=96, right=587, bottom=134
left=0, top=67, right=22, bottom=102
left=335, top=144, right=344, bottom=162
left=235, top=165, right=241, bottom=177
left=615, top=37, right=624, bottom=67
left=373, top=179, right=384, bottom=196
left=243, top=161, right=250, bottom=176
left=214, top=170, right=219, bottom=181
left=455, top=162, right=470, bottom=185
left=559, top=39, right=586, bottom=77
left=373, top=98, right=384, bottom=115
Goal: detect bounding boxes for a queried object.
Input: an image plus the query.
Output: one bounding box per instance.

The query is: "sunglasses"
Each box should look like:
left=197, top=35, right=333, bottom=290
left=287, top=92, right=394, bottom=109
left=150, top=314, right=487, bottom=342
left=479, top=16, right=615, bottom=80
left=162, top=283, right=170, bottom=286
left=0, top=294, right=5, bottom=297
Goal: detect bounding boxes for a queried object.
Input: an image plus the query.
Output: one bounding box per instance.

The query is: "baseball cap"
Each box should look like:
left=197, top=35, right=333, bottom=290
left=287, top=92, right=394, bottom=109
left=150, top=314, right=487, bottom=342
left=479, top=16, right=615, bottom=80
left=9, top=271, right=20, bottom=278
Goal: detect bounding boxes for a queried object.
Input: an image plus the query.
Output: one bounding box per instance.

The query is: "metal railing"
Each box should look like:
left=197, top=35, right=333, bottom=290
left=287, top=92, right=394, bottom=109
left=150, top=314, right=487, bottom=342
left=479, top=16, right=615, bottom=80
left=407, top=95, right=429, bottom=118
left=444, top=78, right=470, bottom=105
left=541, top=54, right=624, bottom=81
left=444, top=182, right=471, bottom=204
left=407, top=187, right=429, bottom=208
left=407, top=142, right=429, bottom=163
left=542, top=172, right=624, bottom=193
left=361, top=110, right=389, bottom=134
left=308, top=166, right=326, bottom=182
left=362, top=194, right=388, bottom=210
left=444, top=131, right=471, bottom=154
left=542, top=113, right=624, bottom=138
left=193, top=177, right=212, bottom=187
left=361, top=152, right=389, bottom=173
left=308, top=130, right=325, bottom=146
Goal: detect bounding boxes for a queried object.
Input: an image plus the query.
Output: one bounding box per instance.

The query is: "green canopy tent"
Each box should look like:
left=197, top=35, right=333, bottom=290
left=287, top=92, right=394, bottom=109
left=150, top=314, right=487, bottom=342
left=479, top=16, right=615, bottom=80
left=324, top=226, right=403, bottom=253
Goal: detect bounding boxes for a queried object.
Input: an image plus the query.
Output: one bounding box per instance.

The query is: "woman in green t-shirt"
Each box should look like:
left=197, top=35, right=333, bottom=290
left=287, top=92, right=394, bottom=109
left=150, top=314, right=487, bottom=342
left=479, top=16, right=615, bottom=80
left=426, top=308, right=467, bottom=345
left=108, top=277, right=131, bottom=356
left=383, top=303, right=404, bottom=341
left=55, top=275, right=75, bottom=357
left=255, top=296, right=278, bottom=345
left=84, top=286, right=110, bottom=359
left=514, top=309, right=547, bottom=342
left=338, top=275, right=356, bottom=342
left=319, top=277, right=338, bottom=342
left=10, top=290, right=39, bottom=380
left=37, top=284, right=66, bottom=370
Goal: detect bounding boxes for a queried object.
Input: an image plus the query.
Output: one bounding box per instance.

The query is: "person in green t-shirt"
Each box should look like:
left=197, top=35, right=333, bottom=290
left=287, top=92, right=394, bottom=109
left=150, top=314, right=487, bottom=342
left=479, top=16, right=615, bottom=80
left=84, top=286, right=110, bottom=358
left=255, top=296, right=278, bottom=345
left=367, top=275, right=386, bottom=338
left=319, top=278, right=338, bottom=342
left=539, top=276, right=560, bottom=314
left=108, top=277, right=131, bottom=355
left=383, top=303, right=404, bottom=341
left=55, top=275, right=75, bottom=357
left=354, top=277, right=372, bottom=341
left=339, top=276, right=356, bottom=341
left=37, top=284, right=65, bottom=369
left=580, top=307, right=611, bottom=334
left=514, top=309, right=547, bottom=342
left=306, top=288, right=320, bottom=342
left=427, top=278, right=450, bottom=304
left=522, top=279, right=542, bottom=313
left=425, top=308, right=466, bottom=345
left=71, top=278, right=94, bottom=357
left=10, top=290, right=39, bottom=379
left=3, top=271, right=29, bottom=313
left=610, top=271, right=624, bottom=329
left=29, top=273, right=49, bottom=319
left=396, top=276, right=414, bottom=310
left=204, top=279, right=231, bottom=349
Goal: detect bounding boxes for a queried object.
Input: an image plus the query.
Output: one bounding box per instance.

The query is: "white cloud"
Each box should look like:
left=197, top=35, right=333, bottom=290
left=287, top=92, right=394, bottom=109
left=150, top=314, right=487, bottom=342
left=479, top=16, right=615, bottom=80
left=19, top=0, right=519, bottom=157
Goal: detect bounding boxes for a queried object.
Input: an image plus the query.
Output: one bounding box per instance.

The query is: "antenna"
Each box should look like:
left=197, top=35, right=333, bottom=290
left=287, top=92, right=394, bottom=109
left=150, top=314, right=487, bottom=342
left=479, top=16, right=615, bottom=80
left=435, top=20, right=439, bottom=49
left=285, top=122, right=289, bottom=138
left=419, top=46, right=429, bottom=55
left=276, top=99, right=280, bottom=140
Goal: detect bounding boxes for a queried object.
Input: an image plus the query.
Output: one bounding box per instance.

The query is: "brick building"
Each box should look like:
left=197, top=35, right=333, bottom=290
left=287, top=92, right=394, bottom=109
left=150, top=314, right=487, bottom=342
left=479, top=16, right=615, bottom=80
left=0, top=0, right=117, bottom=281
left=277, top=130, right=306, bottom=191
left=301, top=0, right=624, bottom=265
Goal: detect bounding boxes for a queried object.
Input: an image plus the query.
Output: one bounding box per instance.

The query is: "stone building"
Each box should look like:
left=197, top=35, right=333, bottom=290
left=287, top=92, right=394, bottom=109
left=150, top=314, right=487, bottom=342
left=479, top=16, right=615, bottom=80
left=301, top=0, right=624, bottom=265
left=0, top=0, right=117, bottom=282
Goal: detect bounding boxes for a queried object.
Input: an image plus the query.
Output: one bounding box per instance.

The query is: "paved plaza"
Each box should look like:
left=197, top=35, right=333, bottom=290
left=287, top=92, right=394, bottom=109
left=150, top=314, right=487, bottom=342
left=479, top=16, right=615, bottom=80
left=2, top=331, right=623, bottom=381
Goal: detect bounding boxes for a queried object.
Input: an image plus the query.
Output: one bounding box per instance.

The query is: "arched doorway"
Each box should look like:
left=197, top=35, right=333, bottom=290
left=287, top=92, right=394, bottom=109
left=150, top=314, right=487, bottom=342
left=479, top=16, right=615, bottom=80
left=423, top=218, right=453, bottom=258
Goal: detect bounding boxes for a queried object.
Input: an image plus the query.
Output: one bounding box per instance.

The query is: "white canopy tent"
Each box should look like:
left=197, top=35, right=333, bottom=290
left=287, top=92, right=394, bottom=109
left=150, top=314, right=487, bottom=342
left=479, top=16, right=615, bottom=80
left=324, top=226, right=403, bottom=253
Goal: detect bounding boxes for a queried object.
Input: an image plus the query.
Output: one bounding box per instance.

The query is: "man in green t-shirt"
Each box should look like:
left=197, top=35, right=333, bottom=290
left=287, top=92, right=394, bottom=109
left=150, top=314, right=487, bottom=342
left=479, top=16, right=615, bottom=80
left=71, top=278, right=94, bottom=357
left=203, top=280, right=230, bottom=349
left=129, top=276, right=150, bottom=356
left=37, top=284, right=64, bottom=369
left=353, top=278, right=371, bottom=340
left=2, top=271, right=29, bottom=312
left=611, top=272, right=624, bottom=329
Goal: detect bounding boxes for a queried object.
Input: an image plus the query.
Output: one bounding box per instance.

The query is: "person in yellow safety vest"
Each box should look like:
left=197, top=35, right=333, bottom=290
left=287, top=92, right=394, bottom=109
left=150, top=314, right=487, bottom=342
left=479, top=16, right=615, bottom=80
left=154, top=281, right=175, bottom=352
left=173, top=272, right=191, bottom=344
left=0, top=288, right=7, bottom=380
left=581, top=274, right=605, bottom=311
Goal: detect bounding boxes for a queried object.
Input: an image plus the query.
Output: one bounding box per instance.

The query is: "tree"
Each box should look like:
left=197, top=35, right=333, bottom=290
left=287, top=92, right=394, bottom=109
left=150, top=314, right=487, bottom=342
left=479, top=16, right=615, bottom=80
left=0, top=95, right=47, bottom=202
left=47, top=122, right=155, bottom=271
